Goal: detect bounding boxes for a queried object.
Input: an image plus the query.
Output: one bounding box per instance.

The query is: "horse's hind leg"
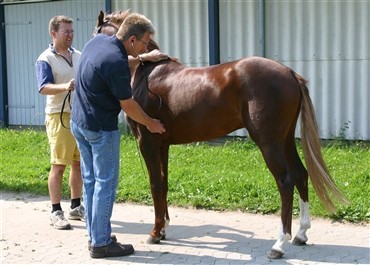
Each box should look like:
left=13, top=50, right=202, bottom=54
left=284, top=135, right=311, bottom=246
left=255, top=141, right=295, bottom=259
left=293, top=197, right=311, bottom=245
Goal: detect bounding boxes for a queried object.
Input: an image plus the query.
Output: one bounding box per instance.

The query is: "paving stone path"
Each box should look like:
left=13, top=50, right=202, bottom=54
left=1, top=192, right=369, bottom=264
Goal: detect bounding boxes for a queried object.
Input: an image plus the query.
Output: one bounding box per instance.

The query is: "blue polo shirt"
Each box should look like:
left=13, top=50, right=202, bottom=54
left=72, top=34, right=132, bottom=131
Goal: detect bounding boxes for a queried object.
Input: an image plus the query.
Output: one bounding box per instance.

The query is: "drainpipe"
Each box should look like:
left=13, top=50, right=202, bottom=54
left=208, top=0, right=220, bottom=65
left=105, top=0, right=111, bottom=13
left=258, top=0, right=265, bottom=57
left=0, top=3, right=8, bottom=127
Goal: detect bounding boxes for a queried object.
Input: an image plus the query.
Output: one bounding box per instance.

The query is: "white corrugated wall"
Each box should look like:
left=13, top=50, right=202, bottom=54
left=219, top=0, right=260, bottom=137
left=4, top=0, right=369, bottom=140
left=219, top=0, right=260, bottom=60
left=4, top=0, right=105, bottom=126
left=112, top=0, right=209, bottom=67
left=112, top=1, right=369, bottom=140
left=265, top=1, right=369, bottom=140
left=218, top=1, right=369, bottom=139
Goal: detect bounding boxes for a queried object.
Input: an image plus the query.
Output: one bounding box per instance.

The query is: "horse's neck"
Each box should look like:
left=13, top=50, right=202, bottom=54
left=130, top=64, right=142, bottom=86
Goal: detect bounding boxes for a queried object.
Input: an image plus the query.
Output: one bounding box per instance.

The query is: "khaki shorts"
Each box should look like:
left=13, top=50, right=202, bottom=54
left=45, top=113, right=80, bottom=165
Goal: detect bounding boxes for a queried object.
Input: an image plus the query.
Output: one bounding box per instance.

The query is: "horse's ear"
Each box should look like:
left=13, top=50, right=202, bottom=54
left=97, top=10, right=105, bottom=27
left=92, top=10, right=105, bottom=37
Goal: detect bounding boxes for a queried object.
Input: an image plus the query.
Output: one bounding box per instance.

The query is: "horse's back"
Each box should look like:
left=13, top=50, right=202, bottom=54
left=152, top=56, right=302, bottom=144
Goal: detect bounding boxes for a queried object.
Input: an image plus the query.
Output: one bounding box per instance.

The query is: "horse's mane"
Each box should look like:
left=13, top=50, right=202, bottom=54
left=105, top=10, right=130, bottom=26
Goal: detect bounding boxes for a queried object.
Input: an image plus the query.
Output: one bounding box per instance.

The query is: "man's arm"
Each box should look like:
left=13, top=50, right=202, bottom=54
left=128, top=49, right=168, bottom=68
left=39, top=79, right=75, bottom=95
left=35, top=60, right=75, bottom=95
left=120, top=97, right=166, bottom=134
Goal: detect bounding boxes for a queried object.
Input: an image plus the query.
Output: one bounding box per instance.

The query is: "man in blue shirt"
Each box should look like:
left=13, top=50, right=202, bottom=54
left=71, top=13, right=165, bottom=258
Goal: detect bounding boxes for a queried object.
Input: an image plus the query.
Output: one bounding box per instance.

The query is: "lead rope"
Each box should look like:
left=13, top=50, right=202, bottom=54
left=133, top=134, right=147, bottom=178
left=60, top=90, right=71, bottom=129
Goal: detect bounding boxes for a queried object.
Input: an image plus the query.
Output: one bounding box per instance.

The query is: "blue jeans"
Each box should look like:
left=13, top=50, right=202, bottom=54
left=71, top=121, right=120, bottom=247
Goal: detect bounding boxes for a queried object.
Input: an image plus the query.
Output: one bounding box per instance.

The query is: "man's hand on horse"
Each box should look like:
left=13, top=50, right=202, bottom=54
left=141, top=49, right=168, bottom=62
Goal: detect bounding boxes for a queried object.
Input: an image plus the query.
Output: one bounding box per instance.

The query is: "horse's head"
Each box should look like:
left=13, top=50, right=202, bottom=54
left=92, top=10, right=181, bottom=92
left=92, top=10, right=130, bottom=37
left=92, top=10, right=164, bottom=54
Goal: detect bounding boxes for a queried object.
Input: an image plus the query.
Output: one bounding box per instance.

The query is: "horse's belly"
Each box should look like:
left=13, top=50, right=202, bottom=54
left=167, top=117, right=243, bottom=144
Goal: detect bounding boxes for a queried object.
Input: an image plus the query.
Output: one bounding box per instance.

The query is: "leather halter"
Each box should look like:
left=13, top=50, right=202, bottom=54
left=92, top=20, right=119, bottom=37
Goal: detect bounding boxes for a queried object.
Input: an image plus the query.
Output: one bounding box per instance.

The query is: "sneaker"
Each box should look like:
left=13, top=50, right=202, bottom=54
left=68, top=205, right=85, bottom=221
left=50, top=210, right=71, bottom=230
left=90, top=241, right=134, bottom=258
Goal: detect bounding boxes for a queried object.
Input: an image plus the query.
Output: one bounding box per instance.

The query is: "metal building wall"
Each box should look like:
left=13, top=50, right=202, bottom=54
left=4, top=1, right=369, bottom=140
left=112, top=0, right=209, bottom=67
left=265, top=1, right=369, bottom=140
left=217, top=1, right=369, bottom=140
left=4, top=0, right=105, bottom=126
left=219, top=0, right=260, bottom=61
left=219, top=0, right=260, bottom=137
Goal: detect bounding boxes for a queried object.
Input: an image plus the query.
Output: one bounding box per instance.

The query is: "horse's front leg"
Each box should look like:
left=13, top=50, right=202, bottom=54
left=158, top=144, right=170, bottom=240
left=139, top=138, right=167, bottom=244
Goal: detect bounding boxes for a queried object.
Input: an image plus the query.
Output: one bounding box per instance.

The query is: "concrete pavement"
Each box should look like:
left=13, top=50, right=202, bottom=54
left=1, top=191, right=369, bottom=265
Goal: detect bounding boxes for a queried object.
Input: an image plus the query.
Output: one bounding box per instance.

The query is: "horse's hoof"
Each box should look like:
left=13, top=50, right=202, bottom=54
left=146, top=235, right=161, bottom=244
left=160, top=232, right=166, bottom=240
left=292, top=236, right=307, bottom=246
left=267, top=249, right=284, bottom=259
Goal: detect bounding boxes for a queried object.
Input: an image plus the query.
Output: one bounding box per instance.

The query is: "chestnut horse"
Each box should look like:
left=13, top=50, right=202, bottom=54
left=93, top=11, right=348, bottom=259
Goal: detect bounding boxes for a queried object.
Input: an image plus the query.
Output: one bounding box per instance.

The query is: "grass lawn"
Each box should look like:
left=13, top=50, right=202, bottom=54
left=0, top=128, right=369, bottom=223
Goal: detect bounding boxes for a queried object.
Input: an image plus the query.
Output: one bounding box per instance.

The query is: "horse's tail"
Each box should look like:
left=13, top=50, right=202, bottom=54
left=292, top=70, right=349, bottom=212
